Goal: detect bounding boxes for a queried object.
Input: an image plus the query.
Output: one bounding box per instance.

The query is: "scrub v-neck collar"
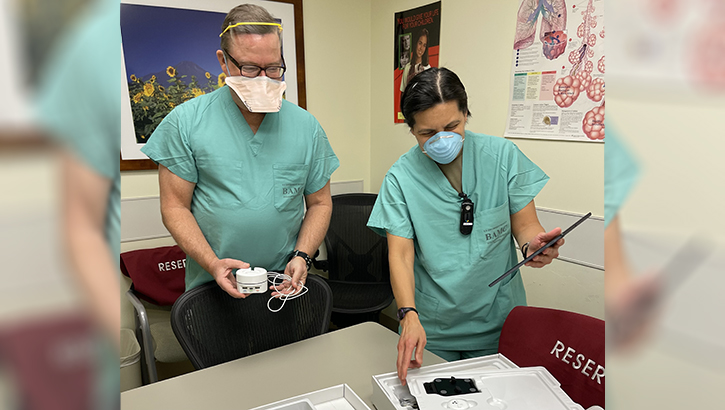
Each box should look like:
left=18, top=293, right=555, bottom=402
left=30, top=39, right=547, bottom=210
left=222, top=87, right=275, bottom=156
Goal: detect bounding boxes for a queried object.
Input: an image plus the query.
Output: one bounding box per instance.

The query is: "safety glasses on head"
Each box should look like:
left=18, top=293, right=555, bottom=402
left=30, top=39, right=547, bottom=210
left=219, top=21, right=283, bottom=37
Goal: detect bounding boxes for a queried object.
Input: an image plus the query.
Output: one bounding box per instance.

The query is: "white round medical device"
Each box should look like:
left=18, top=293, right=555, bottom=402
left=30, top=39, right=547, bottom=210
left=236, top=267, right=268, bottom=294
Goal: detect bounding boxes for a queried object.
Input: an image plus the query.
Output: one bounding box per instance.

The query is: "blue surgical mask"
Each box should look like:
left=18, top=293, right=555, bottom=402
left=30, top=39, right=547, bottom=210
left=422, top=131, right=464, bottom=164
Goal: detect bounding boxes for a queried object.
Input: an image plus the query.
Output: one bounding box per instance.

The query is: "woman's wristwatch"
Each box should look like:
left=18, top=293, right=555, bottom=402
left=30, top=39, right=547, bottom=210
left=289, top=250, right=312, bottom=270
left=397, top=307, right=418, bottom=321
left=521, top=242, right=530, bottom=259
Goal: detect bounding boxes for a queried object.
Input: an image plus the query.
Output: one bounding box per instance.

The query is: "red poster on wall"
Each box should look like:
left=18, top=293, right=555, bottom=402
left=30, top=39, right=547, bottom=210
left=394, top=2, right=442, bottom=123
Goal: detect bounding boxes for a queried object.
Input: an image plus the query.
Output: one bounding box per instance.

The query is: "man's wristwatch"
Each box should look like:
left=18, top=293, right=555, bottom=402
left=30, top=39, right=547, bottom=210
left=289, top=250, right=312, bottom=270
left=397, top=307, right=418, bottom=321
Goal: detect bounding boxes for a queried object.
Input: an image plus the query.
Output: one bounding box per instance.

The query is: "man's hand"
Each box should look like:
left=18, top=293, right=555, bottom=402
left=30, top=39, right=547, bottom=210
left=272, top=257, right=308, bottom=297
left=524, top=227, right=565, bottom=268
left=209, top=258, right=250, bottom=298
left=397, top=312, right=426, bottom=385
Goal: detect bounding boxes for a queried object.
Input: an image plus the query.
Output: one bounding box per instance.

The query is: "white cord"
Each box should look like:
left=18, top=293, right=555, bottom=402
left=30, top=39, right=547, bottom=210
left=266, top=272, right=308, bottom=313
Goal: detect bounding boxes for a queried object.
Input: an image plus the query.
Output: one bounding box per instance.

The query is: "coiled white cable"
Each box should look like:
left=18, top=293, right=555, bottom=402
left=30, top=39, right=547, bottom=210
left=266, top=272, right=308, bottom=313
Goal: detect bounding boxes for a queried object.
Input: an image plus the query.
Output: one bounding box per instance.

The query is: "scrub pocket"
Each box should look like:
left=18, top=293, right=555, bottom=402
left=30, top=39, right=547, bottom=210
left=477, top=201, right=511, bottom=261
left=273, top=164, right=309, bottom=212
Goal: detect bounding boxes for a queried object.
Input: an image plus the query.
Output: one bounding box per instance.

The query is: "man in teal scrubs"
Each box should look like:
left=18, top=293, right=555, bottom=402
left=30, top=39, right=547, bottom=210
left=35, top=0, right=120, bottom=406
left=368, top=68, right=565, bottom=383
left=142, top=4, right=339, bottom=297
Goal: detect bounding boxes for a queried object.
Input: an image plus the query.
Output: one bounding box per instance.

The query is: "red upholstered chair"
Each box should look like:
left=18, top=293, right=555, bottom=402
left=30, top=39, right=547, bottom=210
left=121, top=245, right=188, bottom=384
left=498, top=306, right=605, bottom=409
left=0, top=314, right=95, bottom=410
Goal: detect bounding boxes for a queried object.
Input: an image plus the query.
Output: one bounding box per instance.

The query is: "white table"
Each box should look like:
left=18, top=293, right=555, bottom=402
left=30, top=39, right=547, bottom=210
left=120, top=322, right=445, bottom=409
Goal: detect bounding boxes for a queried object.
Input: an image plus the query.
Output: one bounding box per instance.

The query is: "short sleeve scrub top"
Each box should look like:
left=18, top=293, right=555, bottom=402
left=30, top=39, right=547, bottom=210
left=368, top=131, right=548, bottom=352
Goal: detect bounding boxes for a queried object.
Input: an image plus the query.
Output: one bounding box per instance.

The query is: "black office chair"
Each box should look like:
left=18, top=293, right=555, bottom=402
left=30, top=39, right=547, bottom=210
left=316, top=193, right=394, bottom=328
left=170, top=274, right=332, bottom=369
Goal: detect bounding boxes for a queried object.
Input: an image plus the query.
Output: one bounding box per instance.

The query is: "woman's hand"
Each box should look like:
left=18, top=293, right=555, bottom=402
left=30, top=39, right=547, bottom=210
left=397, top=311, right=426, bottom=385
left=606, top=271, right=663, bottom=352
left=524, top=227, right=565, bottom=268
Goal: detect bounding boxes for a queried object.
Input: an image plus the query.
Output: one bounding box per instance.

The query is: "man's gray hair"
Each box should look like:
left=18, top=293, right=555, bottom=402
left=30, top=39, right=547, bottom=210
left=220, top=4, right=280, bottom=50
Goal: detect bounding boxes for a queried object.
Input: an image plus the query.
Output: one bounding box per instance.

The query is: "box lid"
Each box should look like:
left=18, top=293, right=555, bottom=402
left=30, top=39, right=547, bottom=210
left=251, top=384, right=371, bottom=410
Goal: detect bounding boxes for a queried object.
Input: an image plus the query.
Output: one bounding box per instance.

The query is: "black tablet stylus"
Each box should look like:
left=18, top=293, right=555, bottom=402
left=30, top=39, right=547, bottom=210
left=488, top=212, right=592, bottom=287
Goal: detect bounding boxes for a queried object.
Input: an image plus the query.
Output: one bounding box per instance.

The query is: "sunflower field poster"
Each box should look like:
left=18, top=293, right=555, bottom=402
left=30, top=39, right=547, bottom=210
left=121, top=4, right=227, bottom=145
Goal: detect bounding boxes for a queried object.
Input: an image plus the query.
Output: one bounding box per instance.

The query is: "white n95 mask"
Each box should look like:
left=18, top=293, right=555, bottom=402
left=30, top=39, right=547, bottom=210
left=225, top=75, right=286, bottom=113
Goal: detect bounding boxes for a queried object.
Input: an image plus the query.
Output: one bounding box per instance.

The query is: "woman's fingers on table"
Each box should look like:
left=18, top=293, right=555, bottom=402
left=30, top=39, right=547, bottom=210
left=397, top=338, right=420, bottom=384
left=397, top=346, right=411, bottom=383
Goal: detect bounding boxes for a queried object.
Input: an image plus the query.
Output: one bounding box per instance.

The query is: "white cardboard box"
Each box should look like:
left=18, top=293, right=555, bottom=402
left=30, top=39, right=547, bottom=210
left=371, top=354, right=586, bottom=410
left=251, top=384, right=372, bottom=410
left=371, top=354, right=518, bottom=410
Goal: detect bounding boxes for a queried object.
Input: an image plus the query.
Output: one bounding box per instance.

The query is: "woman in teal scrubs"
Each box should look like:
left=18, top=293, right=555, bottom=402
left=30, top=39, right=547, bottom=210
left=367, top=68, right=565, bottom=383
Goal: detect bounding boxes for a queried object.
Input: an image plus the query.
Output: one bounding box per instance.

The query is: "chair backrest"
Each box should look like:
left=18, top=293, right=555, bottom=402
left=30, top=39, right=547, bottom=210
left=120, top=245, right=187, bottom=306
left=170, top=274, right=333, bottom=369
left=326, top=193, right=389, bottom=283
left=498, top=306, right=605, bottom=409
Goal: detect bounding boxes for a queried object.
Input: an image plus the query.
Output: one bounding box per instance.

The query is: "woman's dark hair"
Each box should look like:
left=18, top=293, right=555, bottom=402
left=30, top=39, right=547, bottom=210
left=411, top=28, right=430, bottom=67
left=401, top=67, right=472, bottom=128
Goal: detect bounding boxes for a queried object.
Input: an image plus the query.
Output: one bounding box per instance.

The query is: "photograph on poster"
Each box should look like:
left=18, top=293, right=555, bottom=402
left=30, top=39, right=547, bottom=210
left=398, top=33, right=411, bottom=69
left=393, top=1, right=441, bottom=124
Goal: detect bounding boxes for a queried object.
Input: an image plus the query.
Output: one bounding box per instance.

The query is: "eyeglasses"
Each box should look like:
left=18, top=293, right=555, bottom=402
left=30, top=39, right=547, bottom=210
left=224, top=50, right=286, bottom=79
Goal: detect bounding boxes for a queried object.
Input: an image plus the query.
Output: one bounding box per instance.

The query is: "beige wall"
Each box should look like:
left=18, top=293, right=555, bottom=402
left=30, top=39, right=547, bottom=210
left=610, top=93, right=725, bottom=240
left=303, top=0, right=372, bottom=191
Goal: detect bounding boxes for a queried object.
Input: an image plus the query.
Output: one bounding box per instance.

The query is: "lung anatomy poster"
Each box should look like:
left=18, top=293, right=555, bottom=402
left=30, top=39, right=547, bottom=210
left=505, top=0, right=604, bottom=142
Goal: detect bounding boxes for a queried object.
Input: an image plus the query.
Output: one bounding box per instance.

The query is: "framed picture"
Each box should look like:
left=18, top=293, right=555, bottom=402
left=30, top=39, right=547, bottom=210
left=120, top=0, right=306, bottom=171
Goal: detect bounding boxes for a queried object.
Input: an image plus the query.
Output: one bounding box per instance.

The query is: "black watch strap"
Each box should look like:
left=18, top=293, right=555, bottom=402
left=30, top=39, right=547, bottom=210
left=290, top=250, right=312, bottom=270
left=397, top=307, right=418, bottom=321
left=521, top=242, right=530, bottom=259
